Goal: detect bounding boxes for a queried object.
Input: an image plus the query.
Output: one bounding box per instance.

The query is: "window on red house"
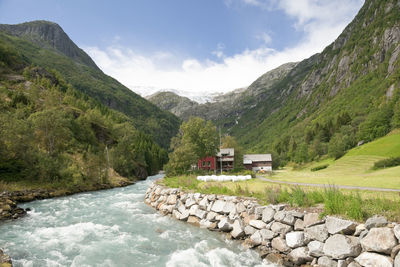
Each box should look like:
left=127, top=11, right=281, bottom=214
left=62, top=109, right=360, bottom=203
left=202, top=161, right=206, bottom=167
left=208, top=161, right=211, bottom=167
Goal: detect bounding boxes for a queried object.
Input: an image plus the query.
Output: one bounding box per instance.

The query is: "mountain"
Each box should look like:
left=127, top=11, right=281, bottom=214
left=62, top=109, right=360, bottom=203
left=0, top=21, right=180, bottom=148
left=151, top=0, right=400, bottom=165
left=0, top=42, right=168, bottom=187
left=148, top=62, right=298, bottom=126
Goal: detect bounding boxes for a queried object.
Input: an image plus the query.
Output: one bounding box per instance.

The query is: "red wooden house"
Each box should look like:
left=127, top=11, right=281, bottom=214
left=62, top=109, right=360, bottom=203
left=198, top=148, right=234, bottom=172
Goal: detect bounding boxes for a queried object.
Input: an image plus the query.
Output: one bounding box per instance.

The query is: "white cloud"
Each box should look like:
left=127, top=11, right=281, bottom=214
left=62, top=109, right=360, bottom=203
left=257, top=32, right=272, bottom=44
left=83, top=0, right=364, bottom=97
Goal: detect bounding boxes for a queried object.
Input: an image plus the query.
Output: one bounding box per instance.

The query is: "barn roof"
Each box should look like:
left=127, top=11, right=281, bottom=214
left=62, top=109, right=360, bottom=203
left=243, top=154, right=272, bottom=163
left=217, top=148, right=234, bottom=157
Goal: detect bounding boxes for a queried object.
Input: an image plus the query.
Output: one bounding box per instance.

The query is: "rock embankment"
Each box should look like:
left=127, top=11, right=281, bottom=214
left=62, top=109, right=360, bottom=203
left=145, top=183, right=400, bottom=267
left=0, top=249, right=12, bottom=267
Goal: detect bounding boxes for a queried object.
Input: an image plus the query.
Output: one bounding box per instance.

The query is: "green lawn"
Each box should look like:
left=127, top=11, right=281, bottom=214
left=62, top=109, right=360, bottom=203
left=269, top=130, right=400, bottom=189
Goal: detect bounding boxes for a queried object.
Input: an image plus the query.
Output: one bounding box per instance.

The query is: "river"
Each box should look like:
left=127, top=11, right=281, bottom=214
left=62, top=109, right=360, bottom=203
left=0, top=175, right=274, bottom=267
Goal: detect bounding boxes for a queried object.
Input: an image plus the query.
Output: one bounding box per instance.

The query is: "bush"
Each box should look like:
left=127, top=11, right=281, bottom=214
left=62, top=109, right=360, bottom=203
left=373, top=157, right=400, bottom=170
left=311, top=164, right=329, bottom=172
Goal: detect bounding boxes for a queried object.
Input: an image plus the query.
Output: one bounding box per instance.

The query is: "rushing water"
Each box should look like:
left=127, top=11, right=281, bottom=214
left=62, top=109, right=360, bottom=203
left=0, top=175, right=275, bottom=267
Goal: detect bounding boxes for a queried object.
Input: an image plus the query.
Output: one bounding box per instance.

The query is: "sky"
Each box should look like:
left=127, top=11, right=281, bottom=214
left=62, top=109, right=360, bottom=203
left=0, top=0, right=364, bottom=97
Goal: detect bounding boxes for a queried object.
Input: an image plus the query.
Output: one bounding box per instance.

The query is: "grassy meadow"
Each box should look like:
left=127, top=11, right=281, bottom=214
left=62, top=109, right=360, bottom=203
left=269, top=130, right=400, bottom=189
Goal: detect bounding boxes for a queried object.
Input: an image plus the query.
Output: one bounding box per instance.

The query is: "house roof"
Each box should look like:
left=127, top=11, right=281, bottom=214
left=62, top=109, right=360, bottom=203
left=217, top=148, right=234, bottom=157
left=243, top=154, right=272, bottom=164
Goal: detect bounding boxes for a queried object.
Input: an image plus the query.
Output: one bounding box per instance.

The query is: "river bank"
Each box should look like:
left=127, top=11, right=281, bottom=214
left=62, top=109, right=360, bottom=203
left=145, top=181, right=400, bottom=266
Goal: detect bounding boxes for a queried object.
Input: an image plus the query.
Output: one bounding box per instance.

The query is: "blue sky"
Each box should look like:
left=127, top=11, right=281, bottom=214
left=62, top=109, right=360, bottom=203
left=0, top=0, right=364, bottom=97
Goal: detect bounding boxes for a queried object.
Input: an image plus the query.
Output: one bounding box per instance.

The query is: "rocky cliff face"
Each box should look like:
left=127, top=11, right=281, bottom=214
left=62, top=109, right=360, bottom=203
left=0, top=20, right=98, bottom=69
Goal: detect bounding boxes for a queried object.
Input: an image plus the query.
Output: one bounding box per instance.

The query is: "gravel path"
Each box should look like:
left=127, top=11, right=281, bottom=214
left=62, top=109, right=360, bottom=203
left=258, top=176, right=400, bottom=192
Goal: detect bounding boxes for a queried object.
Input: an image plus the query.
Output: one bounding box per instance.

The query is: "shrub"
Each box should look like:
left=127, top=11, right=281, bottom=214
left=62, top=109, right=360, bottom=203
left=311, top=164, right=329, bottom=172
left=372, top=157, right=400, bottom=170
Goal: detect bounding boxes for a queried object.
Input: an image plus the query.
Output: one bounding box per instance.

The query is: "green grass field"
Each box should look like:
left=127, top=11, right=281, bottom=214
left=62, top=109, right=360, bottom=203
left=269, top=130, right=400, bottom=189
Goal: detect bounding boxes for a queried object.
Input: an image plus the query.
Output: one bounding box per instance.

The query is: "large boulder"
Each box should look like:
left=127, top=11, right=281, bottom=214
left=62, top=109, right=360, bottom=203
left=271, top=237, right=291, bottom=253
left=318, top=256, right=338, bottom=267
left=365, top=215, right=388, bottom=230
left=394, top=224, right=400, bottom=242
left=249, top=220, right=267, bottom=229
left=260, top=229, right=276, bottom=241
left=187, top=216, right=200, bottom=227
left=308, top=240, right=325, bottom=257
left=231, top=219, right=245, bottom=239
left=304, top=213, right=324, bottom=227
left=288, top=247, right=313, bottom=265
left=355, top=252, right=393, bottom=267
left=262, top=206, right=275, bottom=223
left=218, top=218, right=233, bottom=232
left=211, top=200, right=226, bottom=213
left=304, top=224, right=329, bottom=242
left=223, top=201, right=236, bottom=214
left=395, top=252, right=400, bottom=267
left=166, top=194, right=177, bottom=205
left=286, top=231, right=307, bottom=248
left=244, top=225, right=257, bottom=236
left=323, top=234, right=361, bottom=259
left=179, top=209, right=190, bottom=221
left=360, top=227, right=398, bottom=255
left=236, top=202, right=246, bottom=213
left=325, top=216, right=357, bottom=235
left=198, top=197, right=209, bottom=210
left=250, top=231, right=263, bottom=246
left=271, top=222, right=292, bottom=235
left=294, top=219, right=304, bottom=231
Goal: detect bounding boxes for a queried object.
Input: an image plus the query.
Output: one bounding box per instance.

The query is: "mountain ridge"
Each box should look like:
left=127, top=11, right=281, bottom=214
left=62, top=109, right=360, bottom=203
left=0, top=20, right=181, bottom=148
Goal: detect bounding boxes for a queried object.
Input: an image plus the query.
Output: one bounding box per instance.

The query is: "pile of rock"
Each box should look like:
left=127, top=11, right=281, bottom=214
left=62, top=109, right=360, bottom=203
left=0, top=249, right=12, bottom=267
left=144, top=183, right=400, bottom=267
left=0, top=197, right=26, bottom=221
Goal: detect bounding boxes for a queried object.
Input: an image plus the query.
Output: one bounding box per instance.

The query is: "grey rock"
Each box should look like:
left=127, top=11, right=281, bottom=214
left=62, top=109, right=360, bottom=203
left=288, top=247, right=313, bottom=265
left=274, top=211, right=286, bottom=222
left=172, top=210, right=182, bottom=220
left=304, top=224, right=329, bottom=242
left=198, top=197, right=209, bottom=210
left=194, top=208, right=207, bottom=219
left=187, top=216, right=200, bottom=226
left=236, top=202, right=246, bottom=213
left=304, top=212, right=324, bottom=228
left=249, top=220, right=267, bottom=229
left=354, top=224, right=366, bottom=236
left=206, top=211, right=218, bottom=222
left=294, top=219, right=304, bottom=231
left=254, top=206, right=265, bottom=218
left=271, top=237, right=291, bottom=253
left=359, top=230, right=368, bottom=240
left=223, top=201, right=236, bottom=214
left=290, top=211, right=305, bottom=219
left=189, top=205, right=199, bottom=216
left=260, top=229, right=276, bottom=241
left=323, top=234, right=361, bottom=259
left=286, top=231, right=306, bottom=248
left=250, top=231, right=262, bottom=246
left=360, top=227, right=398, bottom=255
left=391, top=244, right=400, bottom=258
left=365, top=215, right=387, bottom=230
left=211, top=200, right=226, bottom=213
left=355, top=252, right=393, bottom=267
left=179, top=209, right=190, bottom=221
left=185, top=198, right=196, bottom=208
left=308, top=240, right=325, bottom=257
left=271, top=222, right=293, bottom=235
left=395, top=251, right=400, bottom=267
left=262, top=206, right=276, bottom=223
left=218, top=218, right=233, bottom=232
left=347, top=262, right=361, bottom=267
left=337, top=259, right=347, bottom=267
left=244, top=225, right=257, bottom=236
left=326, top=216, right=357, bottom=235
left=318, top=256, right=338, bottom=267
left=231, top=219, right=245, bottom=239
left=394, top=224, right=400, bottom=242
left=199, top=219, right=213, bottom=229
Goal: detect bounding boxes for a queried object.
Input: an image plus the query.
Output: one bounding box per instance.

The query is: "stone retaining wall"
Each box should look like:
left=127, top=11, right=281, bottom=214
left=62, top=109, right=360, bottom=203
left=144, top=182, right=400, bottom=267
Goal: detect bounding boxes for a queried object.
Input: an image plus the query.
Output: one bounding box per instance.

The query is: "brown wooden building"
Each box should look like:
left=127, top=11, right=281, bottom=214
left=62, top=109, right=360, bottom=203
left=243, top=154, right=272, bottom=172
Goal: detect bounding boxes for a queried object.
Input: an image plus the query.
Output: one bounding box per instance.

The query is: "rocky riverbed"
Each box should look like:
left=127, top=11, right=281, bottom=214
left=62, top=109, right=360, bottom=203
left=145, top=182, right=400, bottom=267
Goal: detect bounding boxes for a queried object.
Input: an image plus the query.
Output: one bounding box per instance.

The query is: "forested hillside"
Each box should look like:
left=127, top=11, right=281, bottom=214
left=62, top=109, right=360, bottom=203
left=0, top=40, right=167, bottom=187
left=0, top=21, right=180, bottom=149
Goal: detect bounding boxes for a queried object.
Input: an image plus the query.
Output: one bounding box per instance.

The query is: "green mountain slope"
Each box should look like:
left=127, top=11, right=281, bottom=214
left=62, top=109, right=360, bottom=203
left=0, top=21, right=180, bottom=148
left=234, top=0, right=400, bottom=163
left=0, top=40, right=167, bottom=187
